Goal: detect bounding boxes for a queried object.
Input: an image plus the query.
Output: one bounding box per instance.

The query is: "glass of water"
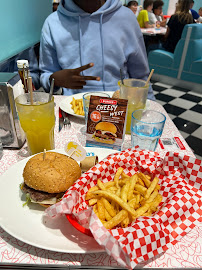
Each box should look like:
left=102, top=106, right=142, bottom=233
left=83, top=92, right=110, bottom=127
left=131, top=109, right=166, bottom=151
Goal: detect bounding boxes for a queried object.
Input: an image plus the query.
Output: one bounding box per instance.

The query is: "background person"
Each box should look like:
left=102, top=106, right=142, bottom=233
left=199, top=7, right=202, bottom=17
left=137, top=5, right=143, bottom=17
left=146, top=0, right=166, bottom=54
left=152, top=0, right=167, bottom=27
left=163, top=0, right=193, bottom=53
left=137, top=0, right=155, bottom=28
left=39, top=0, right=155, bottom=100
left=190, top=0, right=202, bottom=22
left=126, top=1, right=138, bottom=16
left=52, top=0, right=60, bottom=12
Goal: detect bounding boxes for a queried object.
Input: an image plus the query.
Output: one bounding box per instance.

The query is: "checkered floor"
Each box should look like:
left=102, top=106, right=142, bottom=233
left=152, top=81, right=202, bottom=160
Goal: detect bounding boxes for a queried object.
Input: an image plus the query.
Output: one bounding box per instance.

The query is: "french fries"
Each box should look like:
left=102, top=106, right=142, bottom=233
left=104, top=210, right=128, bottom=229
left=70, top=97, right=85, bottom=116
left=85, top=169, right=163, bottom=230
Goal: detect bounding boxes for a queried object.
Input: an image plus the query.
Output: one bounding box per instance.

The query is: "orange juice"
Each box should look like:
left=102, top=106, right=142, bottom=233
left=15, top=93, right=55, bottom=155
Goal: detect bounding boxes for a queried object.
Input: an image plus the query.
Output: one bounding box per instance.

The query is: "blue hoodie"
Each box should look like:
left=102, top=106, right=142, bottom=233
left=39, top=0, right=155, bottom=100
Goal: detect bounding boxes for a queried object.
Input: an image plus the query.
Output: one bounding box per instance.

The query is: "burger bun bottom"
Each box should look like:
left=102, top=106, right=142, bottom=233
left=39, top=203, right=52, bottom=208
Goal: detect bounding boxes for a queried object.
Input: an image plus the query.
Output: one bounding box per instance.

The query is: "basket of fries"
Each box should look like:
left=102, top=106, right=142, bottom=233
left=46, top=148, right=202, bottom=269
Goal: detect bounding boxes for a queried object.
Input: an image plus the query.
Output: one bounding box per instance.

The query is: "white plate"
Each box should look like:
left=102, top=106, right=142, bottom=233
left=59, top=92, right=150, bottom=118
left=0, top=148, right=118, bottom=254
left=59, top=92, right=114, bottom=118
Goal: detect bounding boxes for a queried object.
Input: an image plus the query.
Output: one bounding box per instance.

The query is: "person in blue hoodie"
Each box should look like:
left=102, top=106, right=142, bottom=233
left=39, top=0, right=155, bottom=100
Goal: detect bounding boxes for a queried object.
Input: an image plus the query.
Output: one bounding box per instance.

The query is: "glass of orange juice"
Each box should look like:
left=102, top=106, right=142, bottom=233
left=15, top=92, right=55, bottom=155
left=118, top=79, right=149, bottom=134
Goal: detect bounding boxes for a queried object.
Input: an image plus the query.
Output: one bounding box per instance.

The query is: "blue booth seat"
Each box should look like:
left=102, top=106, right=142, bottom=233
left=148, top=24, right=202, bottom=85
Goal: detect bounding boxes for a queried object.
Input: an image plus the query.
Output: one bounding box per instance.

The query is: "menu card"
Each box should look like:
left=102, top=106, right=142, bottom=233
left=85, top=95, right=128, bottom=151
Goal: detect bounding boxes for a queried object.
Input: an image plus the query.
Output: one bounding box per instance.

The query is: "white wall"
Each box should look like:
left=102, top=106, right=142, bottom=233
left=0, top=0, right=51, bottom=63
left=167, top=0, right=178, bottom=15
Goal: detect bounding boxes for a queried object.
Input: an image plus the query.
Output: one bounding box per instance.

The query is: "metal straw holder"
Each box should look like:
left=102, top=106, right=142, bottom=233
left=0, top=73, right=25, bottom=148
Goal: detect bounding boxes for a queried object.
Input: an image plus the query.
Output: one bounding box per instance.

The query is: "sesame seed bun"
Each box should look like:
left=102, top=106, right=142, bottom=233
left=95, top=122, right=117, bottom=134
left=23, top=152, right=81, bottom=194
left=112, top=90, right=120, bottom=99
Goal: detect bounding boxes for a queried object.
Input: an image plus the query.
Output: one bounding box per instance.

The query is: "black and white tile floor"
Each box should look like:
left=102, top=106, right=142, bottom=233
left=152, top=81, right=202, bottom=160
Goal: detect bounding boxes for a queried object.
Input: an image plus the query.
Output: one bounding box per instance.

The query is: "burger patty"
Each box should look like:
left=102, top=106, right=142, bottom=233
left=22, top=183, right=62, bottom=202
left=95, top=132, right=115, bottom=140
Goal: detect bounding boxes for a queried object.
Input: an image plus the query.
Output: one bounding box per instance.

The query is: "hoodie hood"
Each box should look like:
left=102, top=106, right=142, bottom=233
left=58, top=0, right=122, bottom=17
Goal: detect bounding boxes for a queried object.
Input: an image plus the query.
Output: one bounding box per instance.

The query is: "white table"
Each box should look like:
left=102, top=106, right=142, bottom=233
left=0, top=95, right=201, bottom=269
left=141, top=27, right=167, bottom=36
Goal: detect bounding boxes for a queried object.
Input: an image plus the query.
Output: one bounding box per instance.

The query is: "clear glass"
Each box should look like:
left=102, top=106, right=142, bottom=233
left=118, top=79, right=149, bottom=134
left=83, top=92, right=110, bottom=126
left=15, top=93, right=55, bottom=155
left=131, top=109, right=166, bottom=151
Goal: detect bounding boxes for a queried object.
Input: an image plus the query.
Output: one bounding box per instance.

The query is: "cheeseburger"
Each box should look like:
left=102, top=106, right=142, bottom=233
left=21, top=152, right=81, bottom=207
left=93, top=122, right=117, bottom=144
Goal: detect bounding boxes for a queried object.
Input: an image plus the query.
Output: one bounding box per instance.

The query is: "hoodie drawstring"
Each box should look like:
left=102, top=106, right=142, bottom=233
left=78, top=14, right=105, bottom=90
left=78, top=16, right=83, bottom=71
left=100, top=14, right=106, bottom=91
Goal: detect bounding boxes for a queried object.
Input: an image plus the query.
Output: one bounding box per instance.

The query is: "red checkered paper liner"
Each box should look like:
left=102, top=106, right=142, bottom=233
left=45, top=148, right=202, bottom=269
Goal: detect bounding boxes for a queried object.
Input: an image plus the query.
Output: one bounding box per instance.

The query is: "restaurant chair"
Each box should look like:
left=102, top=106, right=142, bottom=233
left=148, top=24, right=202, bottom=85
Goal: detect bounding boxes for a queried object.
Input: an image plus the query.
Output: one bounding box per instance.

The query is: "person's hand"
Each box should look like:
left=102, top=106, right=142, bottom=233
left=50, top=63, right=100, bottom=89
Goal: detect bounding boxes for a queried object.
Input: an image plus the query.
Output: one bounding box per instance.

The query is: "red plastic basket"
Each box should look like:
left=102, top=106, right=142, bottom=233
left=66, top=214, right=93, bottom=237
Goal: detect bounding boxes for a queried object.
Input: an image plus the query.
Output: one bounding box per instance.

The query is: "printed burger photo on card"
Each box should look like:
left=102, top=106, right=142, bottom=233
left=86, top=96, right=128, bottom=151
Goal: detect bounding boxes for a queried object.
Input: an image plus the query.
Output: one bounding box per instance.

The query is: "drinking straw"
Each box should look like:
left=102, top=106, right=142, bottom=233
left=28, top=76, right=33, bottom=105
left=22, top=64, right=27, bottom=92
left=48, top=78, right=55, bottom=102
left=120, top=69, right=124, bottom=85
left=26, top=67, right=29, bottom=92
left=145, top=69, right=154, bottom=86
left=43, top=149, right=46, bottom=161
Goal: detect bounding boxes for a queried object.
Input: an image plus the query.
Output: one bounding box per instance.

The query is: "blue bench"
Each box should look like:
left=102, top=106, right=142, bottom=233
left=148, top=24, right=202, bottom=85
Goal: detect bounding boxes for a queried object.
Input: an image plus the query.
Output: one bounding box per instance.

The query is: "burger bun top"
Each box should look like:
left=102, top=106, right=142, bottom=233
left=23, top=152, right=81, bottom=193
